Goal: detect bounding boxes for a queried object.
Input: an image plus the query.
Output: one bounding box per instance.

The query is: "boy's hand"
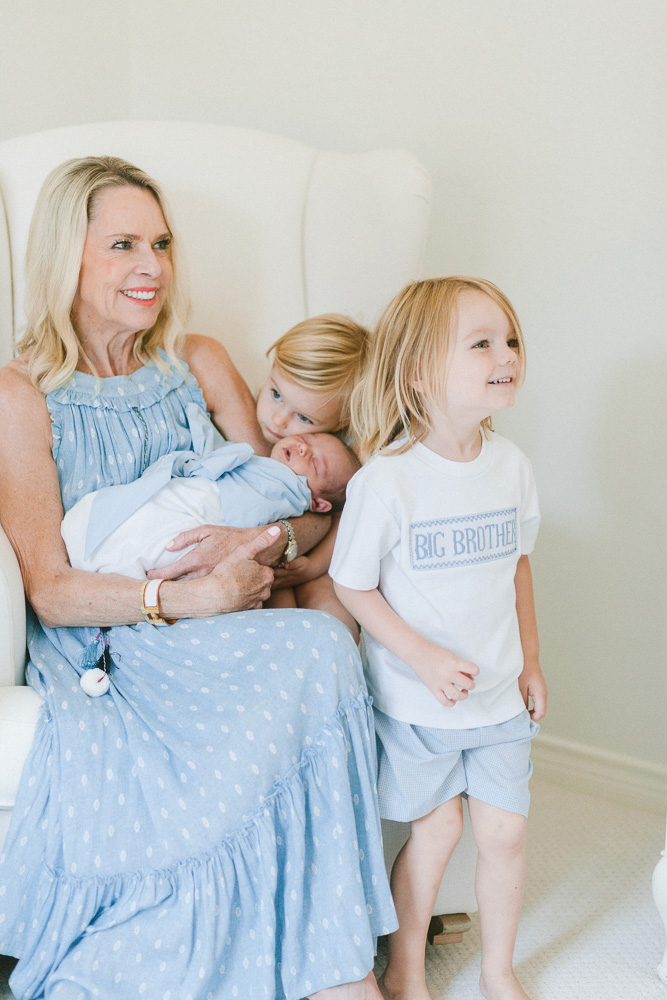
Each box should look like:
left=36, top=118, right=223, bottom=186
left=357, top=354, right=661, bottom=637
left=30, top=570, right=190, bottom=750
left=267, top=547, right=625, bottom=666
left=411, top=642, right=479, bottom=708
left=519, top=659, right=548, bottom=720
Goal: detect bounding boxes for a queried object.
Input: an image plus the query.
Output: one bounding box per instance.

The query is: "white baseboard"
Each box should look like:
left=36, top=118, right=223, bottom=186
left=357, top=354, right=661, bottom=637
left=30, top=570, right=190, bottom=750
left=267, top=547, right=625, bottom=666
left=531, top=733, right=667, bottom=814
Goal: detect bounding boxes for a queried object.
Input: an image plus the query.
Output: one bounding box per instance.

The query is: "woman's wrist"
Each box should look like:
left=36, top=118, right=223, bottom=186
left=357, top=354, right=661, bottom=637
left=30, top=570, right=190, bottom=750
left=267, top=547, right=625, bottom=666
left=140, top=579, right=177, bottom=625
left=155, top=577, right=226, bottom=620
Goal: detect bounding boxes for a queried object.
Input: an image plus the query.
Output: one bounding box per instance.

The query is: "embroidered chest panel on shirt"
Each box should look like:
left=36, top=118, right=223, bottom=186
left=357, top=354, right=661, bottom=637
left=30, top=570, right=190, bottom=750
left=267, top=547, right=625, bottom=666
left=409, top=507, right=518, bottom=571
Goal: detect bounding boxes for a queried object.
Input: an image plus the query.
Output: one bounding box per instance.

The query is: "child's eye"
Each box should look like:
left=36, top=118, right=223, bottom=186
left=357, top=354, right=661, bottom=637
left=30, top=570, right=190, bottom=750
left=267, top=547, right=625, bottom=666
left=473, top=339, right=489, bottom=349
left=297, top=413, right=313, bottom=425
left=270, top=388, right=281, bottom=401
left=508, top=338, right=520, bottom=350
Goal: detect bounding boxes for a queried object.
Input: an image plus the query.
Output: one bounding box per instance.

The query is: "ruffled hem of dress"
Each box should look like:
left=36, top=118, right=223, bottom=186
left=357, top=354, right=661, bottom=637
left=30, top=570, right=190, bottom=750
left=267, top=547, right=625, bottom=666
left=6, top=690, right=397, bottom=1000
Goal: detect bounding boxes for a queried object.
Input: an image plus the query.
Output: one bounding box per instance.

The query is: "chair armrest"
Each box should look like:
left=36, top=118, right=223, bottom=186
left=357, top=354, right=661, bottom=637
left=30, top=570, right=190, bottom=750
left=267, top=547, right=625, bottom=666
left=0, top=524, right=26, bottom=687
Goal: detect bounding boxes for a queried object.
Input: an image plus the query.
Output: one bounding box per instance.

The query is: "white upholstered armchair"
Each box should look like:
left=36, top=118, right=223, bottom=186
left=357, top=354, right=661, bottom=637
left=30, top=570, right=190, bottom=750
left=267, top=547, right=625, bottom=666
left=0, top=121, right=477, bottom=927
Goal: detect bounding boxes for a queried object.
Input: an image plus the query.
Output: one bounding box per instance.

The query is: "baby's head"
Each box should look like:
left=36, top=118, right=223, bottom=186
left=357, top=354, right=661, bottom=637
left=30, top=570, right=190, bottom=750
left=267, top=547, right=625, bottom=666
left=256, top=314, right=368, bottom=444
left=270, top=433, right=361, bottom=513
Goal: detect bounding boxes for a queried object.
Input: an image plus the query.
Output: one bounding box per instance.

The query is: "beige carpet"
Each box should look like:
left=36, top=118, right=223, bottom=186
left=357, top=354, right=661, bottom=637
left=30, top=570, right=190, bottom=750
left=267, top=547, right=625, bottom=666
left=1, top=776, right=665, bottom=999
left=376, top=776, right=666, bottom=999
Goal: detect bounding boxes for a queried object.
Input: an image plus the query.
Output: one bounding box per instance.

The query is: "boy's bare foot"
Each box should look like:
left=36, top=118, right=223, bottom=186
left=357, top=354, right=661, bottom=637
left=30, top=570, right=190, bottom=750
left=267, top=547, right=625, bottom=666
left=377, top=969, right=433, bottom=1000
left=479, top=970, right=532, bottom=1000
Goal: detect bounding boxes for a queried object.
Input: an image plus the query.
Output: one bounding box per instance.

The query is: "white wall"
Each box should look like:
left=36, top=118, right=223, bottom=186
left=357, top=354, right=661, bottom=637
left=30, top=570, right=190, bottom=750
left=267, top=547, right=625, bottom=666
left=1, top=1, right=665, bottom=767
left=0, top=1, right=129, bottom=139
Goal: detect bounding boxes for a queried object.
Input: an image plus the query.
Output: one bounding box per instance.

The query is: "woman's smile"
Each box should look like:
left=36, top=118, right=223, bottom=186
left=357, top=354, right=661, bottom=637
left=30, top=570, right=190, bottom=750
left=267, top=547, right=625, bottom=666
left=120, top=286, right=160, bottom=304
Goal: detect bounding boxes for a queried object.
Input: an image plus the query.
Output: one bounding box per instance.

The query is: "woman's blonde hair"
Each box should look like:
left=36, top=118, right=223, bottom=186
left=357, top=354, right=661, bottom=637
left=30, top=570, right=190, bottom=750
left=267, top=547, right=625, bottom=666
left=267, top=314, right=368, bottom=427
left=351, top=276, right=526, bottom=462
left=17, top=155, right=190, bottom=394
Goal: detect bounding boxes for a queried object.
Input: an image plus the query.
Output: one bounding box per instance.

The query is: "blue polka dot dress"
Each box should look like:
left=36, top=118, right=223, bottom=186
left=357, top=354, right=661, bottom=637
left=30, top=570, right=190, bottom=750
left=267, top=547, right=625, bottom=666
left=0, top=355, right=396, bottom=999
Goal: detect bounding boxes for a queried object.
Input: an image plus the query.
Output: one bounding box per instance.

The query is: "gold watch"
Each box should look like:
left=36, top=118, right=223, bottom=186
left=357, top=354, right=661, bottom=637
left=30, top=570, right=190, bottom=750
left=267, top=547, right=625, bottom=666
left=276, top=519, right=298, bottom=568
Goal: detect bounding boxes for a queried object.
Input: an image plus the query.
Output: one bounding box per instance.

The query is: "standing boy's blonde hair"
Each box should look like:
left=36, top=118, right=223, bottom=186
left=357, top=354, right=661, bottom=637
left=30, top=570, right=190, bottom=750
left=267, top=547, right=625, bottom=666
left=350, top=276, right=526, bottom=462
left=267, top=314, right=368, bottom=428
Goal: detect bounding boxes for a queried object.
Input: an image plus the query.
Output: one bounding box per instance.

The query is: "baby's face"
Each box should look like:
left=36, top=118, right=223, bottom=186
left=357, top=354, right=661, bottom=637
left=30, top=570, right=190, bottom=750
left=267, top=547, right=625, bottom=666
left=256, top=366, right=344, bottom=444
left=270, top=433, right=356, bottom=511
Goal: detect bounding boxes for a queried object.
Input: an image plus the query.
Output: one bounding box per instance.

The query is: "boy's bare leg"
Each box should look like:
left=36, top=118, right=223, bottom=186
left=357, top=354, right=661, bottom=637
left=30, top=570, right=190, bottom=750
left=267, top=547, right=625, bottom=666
left=467, top=797, right=532, bottom=1000
left=297, top=575, right=360, bottom=642
left=379, top=796, right=464, bottom=1000
left=265, top=586, right=297, bottom=609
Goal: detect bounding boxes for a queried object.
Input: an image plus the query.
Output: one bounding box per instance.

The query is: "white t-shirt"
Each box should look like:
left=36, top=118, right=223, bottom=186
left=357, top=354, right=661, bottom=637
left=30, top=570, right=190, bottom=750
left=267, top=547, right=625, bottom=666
left=330, top=432, right=540, bottom=729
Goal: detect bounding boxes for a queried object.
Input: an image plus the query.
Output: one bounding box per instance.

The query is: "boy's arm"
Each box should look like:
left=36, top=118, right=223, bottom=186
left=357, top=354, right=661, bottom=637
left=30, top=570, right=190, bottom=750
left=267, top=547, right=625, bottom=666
left=515, top=554, right=547, bottom=720
left=333, top=583, right=478, bottom=709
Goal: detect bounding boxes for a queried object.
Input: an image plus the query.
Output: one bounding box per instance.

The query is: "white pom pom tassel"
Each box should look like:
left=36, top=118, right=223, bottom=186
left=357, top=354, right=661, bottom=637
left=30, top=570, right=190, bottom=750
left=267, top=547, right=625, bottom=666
left=80, top=667, right=111, bottom=697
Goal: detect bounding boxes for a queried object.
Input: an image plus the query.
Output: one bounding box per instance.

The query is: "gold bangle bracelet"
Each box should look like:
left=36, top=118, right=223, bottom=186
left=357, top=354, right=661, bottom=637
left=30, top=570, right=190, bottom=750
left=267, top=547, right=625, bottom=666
left=140, top=579, right=177, bottom=626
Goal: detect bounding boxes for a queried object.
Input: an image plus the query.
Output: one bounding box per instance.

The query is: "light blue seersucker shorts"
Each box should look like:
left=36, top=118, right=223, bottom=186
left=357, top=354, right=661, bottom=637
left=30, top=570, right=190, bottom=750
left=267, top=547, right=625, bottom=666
left=374, top=708, right=539, bottom=822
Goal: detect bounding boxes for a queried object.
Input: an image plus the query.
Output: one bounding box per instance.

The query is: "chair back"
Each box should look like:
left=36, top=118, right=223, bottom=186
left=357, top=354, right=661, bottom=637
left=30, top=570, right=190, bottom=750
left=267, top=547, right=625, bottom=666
left=0, top=121, right=431, bottom=388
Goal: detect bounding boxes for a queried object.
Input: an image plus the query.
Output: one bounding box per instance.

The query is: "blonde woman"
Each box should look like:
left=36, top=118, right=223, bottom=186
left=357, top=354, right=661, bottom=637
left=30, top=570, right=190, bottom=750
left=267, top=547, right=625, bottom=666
left=331, top=277, right=547, bottom=1000
left=0, top=156, right=395, bottom=1000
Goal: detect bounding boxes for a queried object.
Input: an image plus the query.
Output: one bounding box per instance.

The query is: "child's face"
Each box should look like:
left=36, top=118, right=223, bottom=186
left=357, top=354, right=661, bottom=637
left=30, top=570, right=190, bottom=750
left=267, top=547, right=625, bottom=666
left=256, top=366, right=344, bottom=444
left=270, top=433, right=356, bottom=512
left=438, top=290, right=520, bottom=422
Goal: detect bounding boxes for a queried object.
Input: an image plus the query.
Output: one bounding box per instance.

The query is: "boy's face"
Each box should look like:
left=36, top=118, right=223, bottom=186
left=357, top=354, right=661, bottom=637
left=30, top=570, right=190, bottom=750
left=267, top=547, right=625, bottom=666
left=256, top=366, right=344, bottom=444
left=439, top=290, right=520, bottom=421
left=270, top=433, right=356, bottom=512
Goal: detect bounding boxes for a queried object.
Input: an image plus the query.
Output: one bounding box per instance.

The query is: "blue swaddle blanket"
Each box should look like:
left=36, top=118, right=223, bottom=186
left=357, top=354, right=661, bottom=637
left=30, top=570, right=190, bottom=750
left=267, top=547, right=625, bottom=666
left=62, top=404, right=312, bottom=577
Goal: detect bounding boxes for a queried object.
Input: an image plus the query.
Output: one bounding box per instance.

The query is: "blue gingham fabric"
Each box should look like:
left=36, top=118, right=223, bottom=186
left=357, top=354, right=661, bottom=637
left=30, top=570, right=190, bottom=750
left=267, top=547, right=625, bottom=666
left=374, top=707, right=539, bottom=822
left=0, top=356, right=396, bottom=1000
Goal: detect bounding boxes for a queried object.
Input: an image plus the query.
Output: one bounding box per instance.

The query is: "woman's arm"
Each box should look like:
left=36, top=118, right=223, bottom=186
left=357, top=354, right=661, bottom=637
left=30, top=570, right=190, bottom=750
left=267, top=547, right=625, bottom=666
left=271, top=515, right=339, bottom=590
left=181, top=335, right=269, bottom=454
left=0, top=364, right=276, bottom=627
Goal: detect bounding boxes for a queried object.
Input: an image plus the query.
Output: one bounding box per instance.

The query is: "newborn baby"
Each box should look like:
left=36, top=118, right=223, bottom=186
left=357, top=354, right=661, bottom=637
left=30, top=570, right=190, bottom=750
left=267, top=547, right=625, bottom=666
left=62, top=405, right=359, bottom=580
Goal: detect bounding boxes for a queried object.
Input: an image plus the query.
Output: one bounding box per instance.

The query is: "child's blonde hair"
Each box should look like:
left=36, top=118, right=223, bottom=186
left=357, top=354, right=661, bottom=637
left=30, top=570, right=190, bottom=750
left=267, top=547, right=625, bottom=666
left=267, top=314, right=369, bottom=428
left=351, top=276, right=526, bottom=462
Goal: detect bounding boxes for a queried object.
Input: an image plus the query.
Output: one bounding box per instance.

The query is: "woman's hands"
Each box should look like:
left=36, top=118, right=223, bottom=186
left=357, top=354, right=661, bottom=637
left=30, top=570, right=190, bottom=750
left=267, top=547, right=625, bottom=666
left=149, top=524, right=285, bottom=582
left=147, top=524, right=286, bottom=616
left=161, top=525, right=280, bottom=615
left=152, top=513, right=331, bottom=582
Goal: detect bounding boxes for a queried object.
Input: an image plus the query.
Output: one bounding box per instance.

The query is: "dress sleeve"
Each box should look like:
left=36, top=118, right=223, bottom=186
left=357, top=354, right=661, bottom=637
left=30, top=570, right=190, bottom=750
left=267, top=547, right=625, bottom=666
left=519, top=456, right=540, bottom=555
left=329, top=470, right=400, bottom=591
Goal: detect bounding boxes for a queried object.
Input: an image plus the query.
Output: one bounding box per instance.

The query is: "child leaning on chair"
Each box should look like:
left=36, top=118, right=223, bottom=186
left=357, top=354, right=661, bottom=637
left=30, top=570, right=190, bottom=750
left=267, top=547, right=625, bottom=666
left=254, top=313, right=367, bottom=627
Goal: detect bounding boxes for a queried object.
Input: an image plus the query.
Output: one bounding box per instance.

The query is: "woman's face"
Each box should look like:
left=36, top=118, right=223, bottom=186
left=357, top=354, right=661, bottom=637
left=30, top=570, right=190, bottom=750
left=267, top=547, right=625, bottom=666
left=72, top=185, right=173, bottom=342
